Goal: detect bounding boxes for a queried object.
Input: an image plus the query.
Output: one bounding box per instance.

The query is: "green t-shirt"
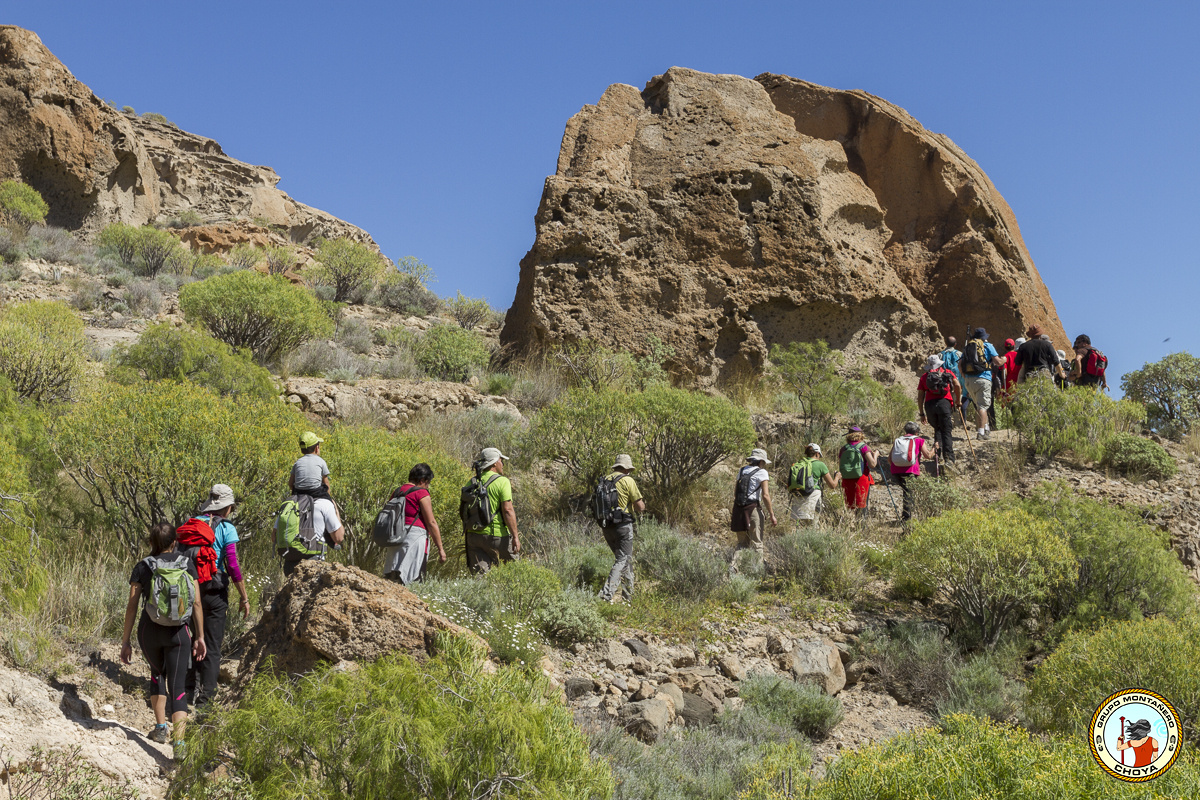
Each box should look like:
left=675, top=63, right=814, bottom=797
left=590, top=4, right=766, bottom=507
left=606, top=473, right=643, bottom=514
left=483, top=472, right=513, bottom=537
left=789, top=458, right=830, bottom=491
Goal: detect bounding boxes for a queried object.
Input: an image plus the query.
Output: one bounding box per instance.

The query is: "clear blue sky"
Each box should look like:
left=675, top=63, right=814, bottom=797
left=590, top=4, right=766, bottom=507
left=9, top=1, right=1199, bottom=384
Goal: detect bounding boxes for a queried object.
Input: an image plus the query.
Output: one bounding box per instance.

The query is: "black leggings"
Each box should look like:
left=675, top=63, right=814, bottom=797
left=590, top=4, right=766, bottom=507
left=187, top=586, right=228, bottom=707
left=137, top=615, right=192, bottom=715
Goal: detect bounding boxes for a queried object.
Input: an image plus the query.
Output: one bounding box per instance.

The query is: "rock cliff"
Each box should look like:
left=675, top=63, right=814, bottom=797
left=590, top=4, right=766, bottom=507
left=0, top=26, right=375, bottom=247
left=501, top=67, right=1066, bottom=386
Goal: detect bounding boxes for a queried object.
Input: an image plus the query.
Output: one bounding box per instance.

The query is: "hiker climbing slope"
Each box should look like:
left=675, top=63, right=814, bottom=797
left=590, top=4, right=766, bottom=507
left=462, top=448, right=521, bottom=574
left=889, top=422, right=935, bottom=522
left=731, top=448, right=777, bottom=556
left=917, top=354, right=961, bottom=465
left=592, top=454, right=645, bottom=603
left=787, top=443, right=839, bottom=527
left=381, top=463, right=446, bottom=586
left=1069, top=334, right=1108, bottom=390
left=839, top=428, right=877, bottom=524
left=959, top=328, right=1003, bottom=439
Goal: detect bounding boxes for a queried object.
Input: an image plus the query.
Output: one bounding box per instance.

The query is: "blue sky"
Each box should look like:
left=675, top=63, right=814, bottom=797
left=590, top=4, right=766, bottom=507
left=8, top=1, right=1198, bottom=383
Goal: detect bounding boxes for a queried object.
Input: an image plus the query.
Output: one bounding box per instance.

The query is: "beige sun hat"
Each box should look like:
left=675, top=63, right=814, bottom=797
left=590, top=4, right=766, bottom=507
left=199, top=484, right=235, bottom=513
left=612, top=454, right=634, bottom=471
left=747, top=448, right=772, bottom=465
left=478, top=447, right=509, bottom=469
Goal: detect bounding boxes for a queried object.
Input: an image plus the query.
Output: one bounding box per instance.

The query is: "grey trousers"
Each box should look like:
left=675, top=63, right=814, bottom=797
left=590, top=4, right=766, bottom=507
left=600, top=523, right=634, bottom=601
left=465, top=532, right=516, bottom=574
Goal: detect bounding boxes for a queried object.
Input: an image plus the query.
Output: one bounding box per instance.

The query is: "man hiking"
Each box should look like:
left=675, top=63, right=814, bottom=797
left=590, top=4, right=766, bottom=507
left=1069, top=334, right=1108, bottom=390
left=939, top=336, right=965, bottom=411
left=959, top=327, right=1003, bottom=439
left=787, top=443, right=839, bottom=526
left=917, top=354, right=962, bottom=465
left=595, top=454, right=644, bottom=604
left=290, top=431, right=333, bottom=500
left=839, top=427, right=877, bottom=524
left=889, top=422, right=936, bottom=522
left=465, top=447, right=521, bottom=574
left=1015, top=325, right=1061, bottom=383
left=731, top=448, right=777, bottom=556
left=279, top=488, right=345, bottom=577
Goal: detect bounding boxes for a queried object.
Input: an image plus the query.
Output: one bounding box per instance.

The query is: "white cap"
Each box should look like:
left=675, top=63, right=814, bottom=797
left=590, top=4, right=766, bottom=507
left=478, top=447, right=509, bottom=469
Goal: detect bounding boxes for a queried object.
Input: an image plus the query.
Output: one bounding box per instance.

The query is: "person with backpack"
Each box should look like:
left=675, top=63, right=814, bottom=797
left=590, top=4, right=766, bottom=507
left=1001, top=339, right=1020, bottom=401
left=959, top=328, right=1004, bottom=440
left=277, top=488, right=345, bottom=577
left=787, top=444, right=838, bottom=526
left=182, top=484, right=250, bottom=708
left=1015, top=325, right=1061, bottom=383
left=119, top=522, right=206, bottom=761
left=889, top=422, right=936, bottom=522
left=1069, top=334, right=1108, bottom=390
left=939, top=337, right=966, bottom=413
left=290, top=431, right=333, bottom=500
left=839, top=428, right=877, bottom=522
left=917, top=354, right=962, bottom=465
left=381, top=463, right=446, bottom=585
left=464, top=447, right=520, bottom=574
left=731, top=449, right=777, bottom=555
left=593, top=454, right=645, bottom=603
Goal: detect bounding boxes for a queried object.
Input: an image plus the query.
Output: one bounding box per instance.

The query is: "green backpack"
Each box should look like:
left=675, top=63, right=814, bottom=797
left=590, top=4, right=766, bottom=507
left=839, top=444, right=866, bottom=480
left=275, top=494, right=324, bottom=557
left=789, top=459, right=817, bottom=496
left=142, top=554, right=195, bottom=627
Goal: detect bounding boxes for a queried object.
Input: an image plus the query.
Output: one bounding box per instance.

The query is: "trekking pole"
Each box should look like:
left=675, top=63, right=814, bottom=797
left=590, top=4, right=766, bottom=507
left=957, top=404, right=979, bottom=467
left=874, top=463, right=899, bottom=520
left=1120, top=716, right=1125, bottom=765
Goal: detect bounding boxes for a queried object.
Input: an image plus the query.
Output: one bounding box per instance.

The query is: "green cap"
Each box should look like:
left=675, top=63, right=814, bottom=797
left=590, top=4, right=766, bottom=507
left=299, top=431, right=324, bottom=448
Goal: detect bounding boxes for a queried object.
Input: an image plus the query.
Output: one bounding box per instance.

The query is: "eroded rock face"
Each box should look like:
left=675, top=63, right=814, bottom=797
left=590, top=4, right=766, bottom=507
left=501, top=67, right=1065, bottom=386
left=0, top=26, right=375, bottom=247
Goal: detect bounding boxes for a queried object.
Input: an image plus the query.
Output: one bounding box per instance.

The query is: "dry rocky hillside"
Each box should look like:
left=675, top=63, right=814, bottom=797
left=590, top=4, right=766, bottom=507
left=502, top=67, right=1066, bottom=387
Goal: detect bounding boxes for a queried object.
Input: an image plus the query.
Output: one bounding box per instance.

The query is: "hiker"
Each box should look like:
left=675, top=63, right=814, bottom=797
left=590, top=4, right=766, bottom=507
left=120, top=522, right=206, bottom=761
left=839, top=428, right=877, bottom=522
left=959, top=328, right=1003, bottom=439
left=916, top=354, right=962, bottom=465
left=787, top=444, right=839, bottom=526
left=465, top=447, right=521, bottom=574
left=1055, top=350, right=1071, bottom=389
left=1015, top=325, right=1061, bottom=382
left=939, top=336, right=965, bottom=412
left=731, top=448, right=778, bottom=555
left=290, top=431, right=332, bottom=500
left=1001, top=339, right=1020, bottom=401
left=889, top=422, right=936, bottom=522
left=382, top=463, right=446, bottom=585
left=1070, top=334, right=1108, bottom=390
left=595, top=454, right=644, bottom=603
left=183, top=485, right=250, bottom=708
left=279, top=488, right=345, bottom=577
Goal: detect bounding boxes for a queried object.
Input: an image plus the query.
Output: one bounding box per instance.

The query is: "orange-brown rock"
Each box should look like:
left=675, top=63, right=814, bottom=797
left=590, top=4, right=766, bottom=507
left=501, top=67, right=1066, bottom=386
left=0, top=26, right=376, bottom=249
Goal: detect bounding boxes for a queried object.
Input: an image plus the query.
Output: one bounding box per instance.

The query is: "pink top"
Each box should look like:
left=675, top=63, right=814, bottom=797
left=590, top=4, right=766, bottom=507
left=394, top=484, right=430, bottom=530
left=890, top=437, right=926, bottom=476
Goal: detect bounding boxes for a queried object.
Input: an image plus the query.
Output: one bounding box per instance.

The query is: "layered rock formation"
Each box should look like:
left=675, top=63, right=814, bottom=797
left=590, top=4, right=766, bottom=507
left=0, top=26, right=375, bottom=247
left=502, top=67, right=1066, bottom=386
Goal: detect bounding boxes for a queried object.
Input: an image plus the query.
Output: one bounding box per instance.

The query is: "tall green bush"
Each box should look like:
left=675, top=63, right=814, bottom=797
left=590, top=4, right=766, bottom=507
left=110, top=323, right=276, bottom=399
left=53, top=381, right=299, bottom=553
left=0, top=429, right=47, bottom=614
left=526, top=388, right=638, bottom=492
left=0, top=180, right=49, bottom=229
left=132, top=226, right=182, bottom=277
left=1010, top=378, right=1145, bottom=461
left=894, top=508, right=1077, bottom=647
left=769, top=340, right=847, bottom=433
left=414, top=323, right=490, bottom=381
left=446, top=292, right=493, bottom=330
left=0, top=300, right=88, bottom=403
left=96, top=222, right=141, bottom=268
left=312, top=237, right=384, bottom=303
left=1122, top=352, right=1200, bottom=439
left=179, top=270, right=333, bottom=363
left=174, top=636, right=613, bottom=799
left=1100, top=432, right=1178, bottom=481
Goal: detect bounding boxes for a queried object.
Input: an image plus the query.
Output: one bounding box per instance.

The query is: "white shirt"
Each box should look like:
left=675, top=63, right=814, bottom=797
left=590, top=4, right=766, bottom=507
left=313, top=498, right=342, bottom=538
left=740, top=466, right=769, bottom=503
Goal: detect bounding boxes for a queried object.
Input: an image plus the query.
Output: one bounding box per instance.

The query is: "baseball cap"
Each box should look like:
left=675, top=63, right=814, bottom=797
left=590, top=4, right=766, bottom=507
left=299, top=431, right=324, bottom=448
left=478, top=447, right=509, bottom=469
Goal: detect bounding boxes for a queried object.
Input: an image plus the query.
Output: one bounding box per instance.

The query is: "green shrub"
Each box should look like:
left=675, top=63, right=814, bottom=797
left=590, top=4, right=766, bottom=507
left=0, top=300, right=88, bottom=403
left=336, top=317, right=374, bottom=354
left=0, top=745, right=140, bottom=800
left=165, top=246, right=221, bottom=277
left=140, top=111, right=173, bottom=126
left=179, top=270, right=333, bottom=363
left=0, top=180, right=49, bottom=229
left=769, top=340, right=847, bottom=433
left=97, top=223, right=141, bottom=268
left=1010, top=378, right=1146, bottom=461
left=1122, top=352, right=1200, bottom=439
left=1028, top=616, right=1200, bottom=738
left=526, top=388, right=638, bottom=492
left=109, top=322, right=276, bottom=399
left=225, top=243, right=262, bottom=270
left=1016, top=483, right=1194, bottom=636
left=0, top=430, right=47, bottom=614
left=24, top=225, right=84, bottom=263
left=534, top=587, right=609, bottom=644
left=894, top=508, right=1077, bottom=647
left=175, top=636, right=612, bottom=799
left=551, top=340, right=633, bottom=391
left=370, top=258, right=440, bottom=317
left=262, top=245, right=292, bottom=275
left=905, top=475, right=970, bottom=521
left=630, top=334, right=675, bottom=391
left=162, top=208, right=201, bottom=227
left=52, top=381, right=300, bottom=554
left=414, top=323, right=490, bottom=382
left=740, top=673, right=844, bottom=737
left=312, top=237, right=384, bottom=303
left=446, top=291, right=493, bottom=330
left=811, top=713, right=1200, bottom=800
left=487, top=560, right=561, bottom=618
left=766, top=528, right=866, bottom=601
left=1101, top=432, right=1178, bottom=480
left=857, top=621, right=959, bottom=710
left=937, top=653, right=1027, bottom=724
left=636, top=520, right=726, bottom=602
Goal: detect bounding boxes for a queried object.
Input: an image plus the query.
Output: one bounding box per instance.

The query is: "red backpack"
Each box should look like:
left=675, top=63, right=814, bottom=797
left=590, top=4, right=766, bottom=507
left=176, top=517, right=219, bottom=587
left=1084, top=348, right=1108, bottom=378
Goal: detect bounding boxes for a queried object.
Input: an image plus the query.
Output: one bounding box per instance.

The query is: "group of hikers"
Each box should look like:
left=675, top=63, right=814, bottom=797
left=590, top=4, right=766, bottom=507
left=118, top=326, right=1106, bottom=758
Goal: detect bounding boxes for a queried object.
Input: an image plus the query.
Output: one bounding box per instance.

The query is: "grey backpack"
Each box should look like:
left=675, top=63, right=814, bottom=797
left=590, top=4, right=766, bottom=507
left=142, top=554, right=195, bottom=627
left=459, top=473, right=500, bottom=533
left=373, top=485, right=424, bottom=547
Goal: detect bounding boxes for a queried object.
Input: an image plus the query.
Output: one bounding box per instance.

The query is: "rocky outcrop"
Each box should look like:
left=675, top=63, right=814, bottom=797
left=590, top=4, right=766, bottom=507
left=0, top=26, right=376, bottom=248
left=502, top=67, right=1066, bottom=387
left=283, top=377, right=522, bottom=430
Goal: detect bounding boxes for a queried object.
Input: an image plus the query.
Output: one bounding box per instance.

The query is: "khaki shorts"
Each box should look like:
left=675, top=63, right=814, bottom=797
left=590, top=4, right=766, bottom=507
left=790, top=490, right=822, bottom=520
left=965, top=375, right=992, bottom=410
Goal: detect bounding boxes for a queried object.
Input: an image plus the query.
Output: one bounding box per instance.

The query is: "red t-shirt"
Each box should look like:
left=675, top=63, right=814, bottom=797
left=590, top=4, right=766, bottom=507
left=393, top=484, right=430, bottom=530
left=918, top=368, right=956, bottom=405
left=1003, top=350, right=1019, bottom=389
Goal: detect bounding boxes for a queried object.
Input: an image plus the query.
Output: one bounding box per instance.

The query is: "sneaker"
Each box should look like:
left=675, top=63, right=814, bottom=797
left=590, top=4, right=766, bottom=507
left=976, top=430, right=990, bottom=440
left=148, top=723, right=170, bottom=744
left=172, top=741, right=186, bottom=762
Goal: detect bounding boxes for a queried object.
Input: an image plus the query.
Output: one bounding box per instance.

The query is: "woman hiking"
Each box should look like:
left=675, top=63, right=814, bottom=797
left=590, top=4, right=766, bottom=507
left=383, top=463, right=446, bottom=585
left=120, top=522, right=206, bottom=762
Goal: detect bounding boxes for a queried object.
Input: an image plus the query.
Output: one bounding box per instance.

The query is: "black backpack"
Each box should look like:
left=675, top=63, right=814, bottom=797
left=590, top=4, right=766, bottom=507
left=734, top=466, right=757, bottom=507
left=924, top=368, right=953, bottom=394
left=372, top=485, right=425, bottom=548
left=459, top=472, right=501, bottom=534
left=961, top=339, right=988, bottom=375
left=590, top=474, right=632, bottom=527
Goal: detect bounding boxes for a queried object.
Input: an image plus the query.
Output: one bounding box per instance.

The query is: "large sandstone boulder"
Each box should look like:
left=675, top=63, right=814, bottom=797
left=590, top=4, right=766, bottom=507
left=0, top=26, right=376, bottom=247
left=501, top=67, right=1066, bottom=387
left=237, top=561, right=475, bottom=683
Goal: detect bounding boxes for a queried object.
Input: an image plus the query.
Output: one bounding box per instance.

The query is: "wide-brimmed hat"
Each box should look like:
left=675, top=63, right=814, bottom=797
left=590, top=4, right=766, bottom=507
left=1026, top=325, right=1043, bottom=338
left=199, top=484, right=235, bottom=513
left=612, top=454, right=634, bottom=471
left=924, top=354, right=944, bottom=371
left=299, top=431, right=324, bottom=448
left=747, top=448, right=772, bottom=465
left=973, top=328, right=989, bottom=340
left=478, top=447, right=509, bottom=469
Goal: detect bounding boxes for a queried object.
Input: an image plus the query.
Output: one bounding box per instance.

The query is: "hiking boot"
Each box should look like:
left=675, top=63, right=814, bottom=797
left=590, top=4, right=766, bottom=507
left=172, top=741, right=187, bottom=762
left=976, top=430, right=990, bottom=440
left=148, top=723, right=170, bottom=744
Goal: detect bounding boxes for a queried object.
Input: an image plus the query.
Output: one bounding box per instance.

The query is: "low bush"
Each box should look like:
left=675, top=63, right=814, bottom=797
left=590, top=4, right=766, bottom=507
left=24, top=225, right=84, bottom=263
left=405, top=407, right=525, bottom=468
left=552, top=340, right=633, bottom=392
left=894, top=508, right=1077, bottom=647
left=533, top=587, right=608, bottom=644
left=370, top=260, right=440, bottom=317
left=414, top=323, right=490, bottom=382
left=180, top=270, right=333, bottom=363
left=1101, top=432, right=1178, bottom=480
left=739, top=673, right=844, bottom=737
left=1122, top=352, right=1200, bottom=440
left=0, top=300, right=88, bottom=403
left=905, top=475, right=970, bottom=520
left=120, top=277, right=162, bottom=316
left=109, top=322, right=277, bottom=399
left=0, top=226, right=23, bottom=264
left=336, top=317, right=374, bottom=354
left=636, top=520, right=726, bottom=602
left=0, top=745, right=140, bottom=800
left=857, top=621, right=959, bottom=710
left=161, top=208, right=201, bottom=227
left=446, top=291, right=493, bottom=330
left=283, top=340, right=366, bottom=379
left=936, top=652, right=1027, bottom=724
left=1028, top=616, right=1200, bottom=738
left=767, top=528, right=866, bottom=601
left=225, top=243, right=261, bottom=270
left=0, top=180, right=49, bottom=229
left=311, top=237, right=384, bottom=303
left=263, top=245, right=292, bottom=275
left=1010, top=378, right=1146, bottom=461
left=176, top=636, right=613, bottom=799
